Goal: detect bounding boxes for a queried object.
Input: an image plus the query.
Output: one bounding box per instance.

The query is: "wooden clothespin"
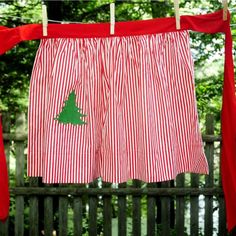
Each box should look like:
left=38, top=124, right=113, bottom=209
left=174, top=0, right=180, bottom=30
left=110, top=3, right=115, bottom=35
left=42, top=3, right=48, bottom=36
left=222, top=0, right=228, bottom=21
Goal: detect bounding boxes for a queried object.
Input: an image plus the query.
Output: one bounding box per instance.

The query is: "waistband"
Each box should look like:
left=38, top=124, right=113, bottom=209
left=0, top=10, right=230, bottom=55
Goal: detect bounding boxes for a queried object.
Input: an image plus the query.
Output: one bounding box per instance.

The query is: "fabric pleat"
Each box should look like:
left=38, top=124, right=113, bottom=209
left=27, top=31, right=208, bottom=184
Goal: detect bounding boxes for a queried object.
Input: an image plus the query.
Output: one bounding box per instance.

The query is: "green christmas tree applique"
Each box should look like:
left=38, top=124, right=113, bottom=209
left=54, top=90, right=87, bottom=125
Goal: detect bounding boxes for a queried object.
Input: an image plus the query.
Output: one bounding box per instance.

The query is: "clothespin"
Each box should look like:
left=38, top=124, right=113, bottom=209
left=42, top=3, right=48, bottom=36
left=222, top=0, right=228, bottom=21
left=174, top=0, right=180, bottom=30
left=110, top=3, right=115, bottom=35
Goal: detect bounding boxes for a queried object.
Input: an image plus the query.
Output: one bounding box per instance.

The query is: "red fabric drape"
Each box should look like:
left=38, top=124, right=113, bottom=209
left=0, top=116, right=10, bottom=222
left=0, top=9, right=235, bottom=231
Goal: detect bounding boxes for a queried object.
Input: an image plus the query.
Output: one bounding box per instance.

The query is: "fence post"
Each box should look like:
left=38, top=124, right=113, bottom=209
left=118, top=183, right=127, bottom=236
left=103, top=182, right=112, bottom=236
left=160, top=181, right=171, bottom=236
left=88, top=180, right=98, bottom=236
left=0, top=113, right=10, bottom=236
left=147, top=183, right=157, bottom=236
left=73, top=191, right=83, bottom=236
left=132, top=180, right=142, bottom=236
left=218, top=139, right=227, bottom=234
left=14, top=113, right=26, bottom=236
left=44, top=184, right=54, bottom=236
left=59, top=185, right=68, bottom=236
left=29, top=177, right=39, bottom=236
left=204, top=114, right=214, bottom=236
left=176, top=174, right=185, bottom=235
left=190, top=172, right=200, bottom=236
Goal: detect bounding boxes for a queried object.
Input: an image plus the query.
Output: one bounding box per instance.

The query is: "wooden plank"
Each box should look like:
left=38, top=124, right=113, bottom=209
left=11, top=186, right=224, bottom=196
left=44, top=184, right=54, bottom=236
left=73, top=197, right=83, bottom=236
left=2, top=113, right=11, bottom=168
left=218, top=196, right=227, bottom=235
left=170, top=181, right=175, bottom=229
left=118, top=183, right=127, bottom=236
left=3, top=132, right=27, bottom=141
left=15, top=194, right=24, bottom=236
left=176, top=174, right=185, bottom=235
left=29, top=178, right=39, bottom=236
left=190, top=174, right=199, bottom=236
left=0, top=113, right=10, bottom=236
left=3, top=132, right=221, bottom=142
left=161, top=181, right=171, bottom=236
left=132, top=180, right=142, bottom=236
left=0, top=220, right=8, bottom=236
left=202, top=134, right=221, bottom=142
left=156, top=183, right=161, bottom=226
left=204, top=114, right=214, bottom=236
left=88, top=181, right=98, bottom=236
left=218, top=160, right=227, bottom=236
left=204, top=191, right=213, bottom=234
left=147, top=183, right=156, bottom=236
left=59, top=195, right=68, bottom=236
left=15, top=113, right=26, bottom=236
left=103, top=183, right=112, bottom=236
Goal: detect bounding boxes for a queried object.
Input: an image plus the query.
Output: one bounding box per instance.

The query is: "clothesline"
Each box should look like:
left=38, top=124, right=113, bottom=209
left=0, top=13, right=236, bottom=27
left=0, top=15, right=82, bottom=23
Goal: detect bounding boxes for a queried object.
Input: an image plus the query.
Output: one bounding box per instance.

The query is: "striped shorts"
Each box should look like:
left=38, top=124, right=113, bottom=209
left=27, top=30, right=208, bottom=183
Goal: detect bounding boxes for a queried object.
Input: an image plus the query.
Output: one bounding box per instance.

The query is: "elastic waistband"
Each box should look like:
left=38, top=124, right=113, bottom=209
left=0, top=10, right=230, bottom=55
left=40, top=16, right=177, bottom=38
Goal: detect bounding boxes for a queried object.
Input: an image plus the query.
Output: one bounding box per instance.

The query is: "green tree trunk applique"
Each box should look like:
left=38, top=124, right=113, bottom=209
left=54, top=90, right=87, bottom=125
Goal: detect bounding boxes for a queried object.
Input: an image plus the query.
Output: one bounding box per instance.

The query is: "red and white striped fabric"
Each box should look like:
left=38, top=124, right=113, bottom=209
left=27, top=30, right=208, bottom=183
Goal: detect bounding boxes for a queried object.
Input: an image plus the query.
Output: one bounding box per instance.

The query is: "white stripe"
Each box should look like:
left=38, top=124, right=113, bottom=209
left=28, top=31, right=208, bottom=183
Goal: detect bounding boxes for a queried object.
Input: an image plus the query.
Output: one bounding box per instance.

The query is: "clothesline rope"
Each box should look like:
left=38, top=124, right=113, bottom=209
left=0, top=15, right=82, bottom=23
left=0, top=13, right=236, bottom=27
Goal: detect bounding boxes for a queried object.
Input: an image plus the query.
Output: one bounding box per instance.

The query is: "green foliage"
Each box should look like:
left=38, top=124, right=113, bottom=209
left=195, top=56, right=224, bottom=133
left=0, top=0, right=41, bottom=113
left=0, top=41, right=39, bottom=113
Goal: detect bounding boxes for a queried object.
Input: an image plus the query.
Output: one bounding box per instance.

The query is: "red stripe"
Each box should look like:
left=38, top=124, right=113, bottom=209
left=27, top=31, right=208, bottom=184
